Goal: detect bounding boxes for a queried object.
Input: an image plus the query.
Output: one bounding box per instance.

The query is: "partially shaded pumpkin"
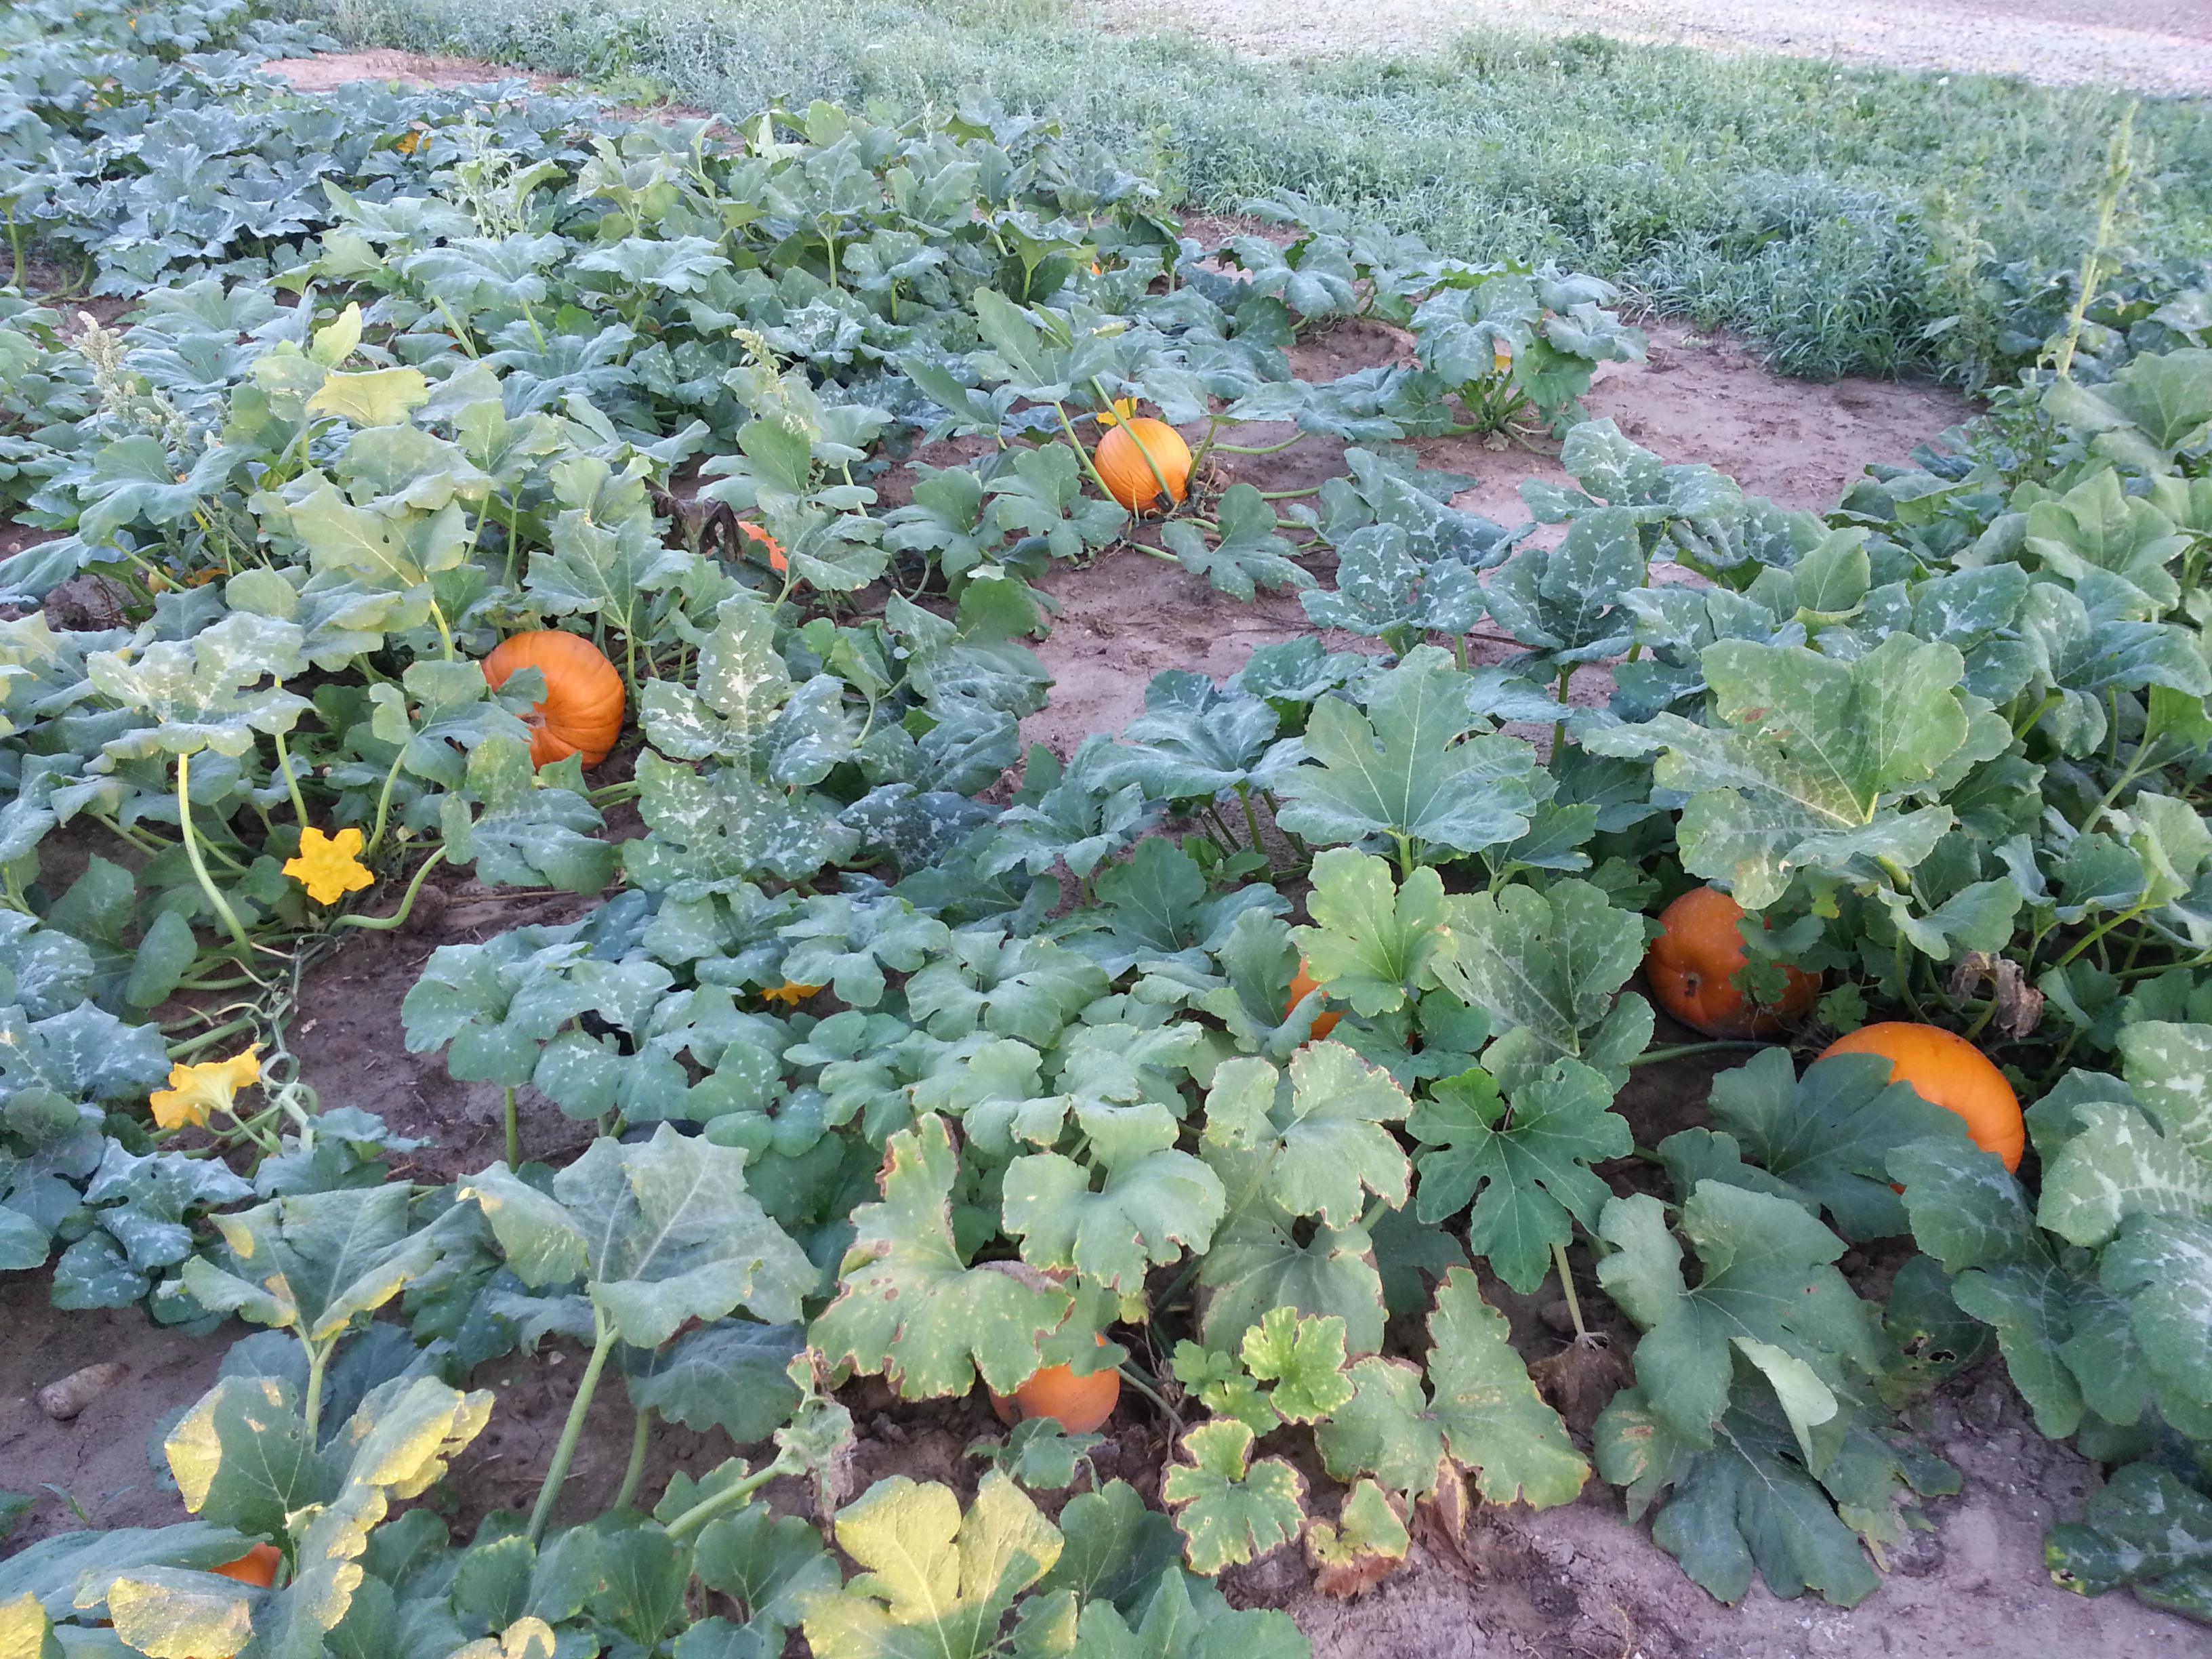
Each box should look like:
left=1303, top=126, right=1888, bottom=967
left=1646, top=885, right=1817, bottom=1038
left=481, top=630, right=625, bottom=769
left=1819, top=1021, right=2024, bottom=1171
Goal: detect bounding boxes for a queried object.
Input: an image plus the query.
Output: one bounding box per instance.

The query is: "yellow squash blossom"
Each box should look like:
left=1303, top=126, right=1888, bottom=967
left=150, top=1046, right=262, bottom=1131
left=760, top=980, right=823, bottom=1008
left=1095, top=396, right=1138, bottom=428
left=285, top=826, right=374, bottom=905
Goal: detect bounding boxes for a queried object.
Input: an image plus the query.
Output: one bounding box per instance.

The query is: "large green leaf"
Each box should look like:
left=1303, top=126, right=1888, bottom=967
left=1408, top=1057, right=1629, bottom=1293
left=1162, top=482, right=1314, bottom=602
left=1200, top=1044, right=1410, bottom=1228
left=1274, top=647, right=1539, bottom=859
left=1290, top=849, right=1451, bottom=1018
left=623, top=750, right=859, bottom=893
left=87, top=613, right=311, bottom=759
left=462, top=1126, right=814, bottom=1345
left=1160, top=1421, right=1305, bottom=1575
left=1313, top=1268, right=1585, bottom=1506
left=163, top=1375, right=337, bottom=1538
left=1435, top=877, right=1651, bottom=1090
left=1596, top=1184, right=1880, bottom=1453
left=182, top=1185, right=443, bottom=1345
left=812, top=1114, right=1071, bottom=1397
left=1585, top=634, right=1990, bottom=907
left=1704, top=1049, right=1973, bottom=1240
left=1002, top=1103, right=1225, bottom=1289
left=1595, top=1389, right=1883, bottom=1608
left=637, top=592, right=790, bottom=765
left=247, top=1377, right=493, bottom=1659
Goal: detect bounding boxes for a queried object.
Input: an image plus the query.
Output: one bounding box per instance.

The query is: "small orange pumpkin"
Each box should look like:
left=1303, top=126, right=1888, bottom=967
left=1287, top=957, right=1340, bottom=1040
left=737, top=520, right=786, bottom=573
left=1646, top=886, right=1818, bottom=1038
left=989, top=1333, right=1120, bottom=1434
left=1094, top=417, right=1191, bottom=510
left=210, top=1543, right=282, bottom=1588
left=481, top=630, right=625, bottom=769
left=1818, top=1022, right=2024, bottom=1172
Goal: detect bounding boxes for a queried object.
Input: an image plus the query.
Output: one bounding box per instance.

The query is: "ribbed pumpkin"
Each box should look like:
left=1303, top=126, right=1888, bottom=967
left=1645, top=886, right=1818, bottom=1038
left=1094, top=417, right=1191, bottom=510
left=989, top=1333, right=1120, bottom=1433
left=481, top=631, right=625, bottom=769
left=1819, top=1022, right=2024, bottom=1171
left=1286, top=957, right=1341, bottom=1040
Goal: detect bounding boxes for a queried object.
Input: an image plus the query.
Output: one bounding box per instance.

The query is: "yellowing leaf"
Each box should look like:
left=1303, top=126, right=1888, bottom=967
left=306, top=367, right=430, bottom=427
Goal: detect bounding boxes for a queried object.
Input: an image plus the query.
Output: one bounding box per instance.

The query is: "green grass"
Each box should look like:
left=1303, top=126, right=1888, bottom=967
left=300, top=0, right=2212, bottom=382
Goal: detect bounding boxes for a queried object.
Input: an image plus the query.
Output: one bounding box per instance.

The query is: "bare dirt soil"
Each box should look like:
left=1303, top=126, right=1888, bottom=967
left=1081, top=0, right=2212, bottom=95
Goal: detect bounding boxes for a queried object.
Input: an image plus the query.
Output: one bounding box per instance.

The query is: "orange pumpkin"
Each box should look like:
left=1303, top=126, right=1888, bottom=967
left=481, top=630, right=625, bottom=769
left=1818, top=1023, right=2024, bottom=1172
left=989, top=1333, right=1120, bottom=1434
left=737, top=520, right=787, bottom=573
left=210, top=1543, right=282, bottom=1587
left=1094, top=417, right=1191, bottom=510
left=1287, top=958, right=1340, bottom=1040
left=1646, top=886, right=1818, bottom=1038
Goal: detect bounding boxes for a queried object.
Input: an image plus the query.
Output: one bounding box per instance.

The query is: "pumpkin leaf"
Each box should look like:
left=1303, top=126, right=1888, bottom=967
left=1274, top=647, right=1540, bottom=861
left=813, top=1114, right=1071, bottom=1397
left=1408, top=1057, right=1631, bottom=1294
left=1595, top=1184, right=1881, bottom=1454
left=1161, top=483, right=1315, bottom=601
left=1435, top=877, right=1652, bottom=1092
left=1161, top=1420, right=1306, bottom=1574
left=1314, top=1267, right=1586, bottom=1506
left=1290, top=848, right=1451, bottom=1018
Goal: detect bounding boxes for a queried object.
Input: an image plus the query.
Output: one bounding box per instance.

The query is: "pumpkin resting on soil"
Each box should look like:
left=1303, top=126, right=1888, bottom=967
left=1287, top=957, right=1341, bottom=1040
left=1818, top=1021, right=2024, bottom=1171
left=1094, top=417, right=1191, bottom=510
left=989, top=1334, right=1120, bottom=1433
left=481, top=630, right=626, bottom=769
left=1645, top=885, right=1817, bottom=1038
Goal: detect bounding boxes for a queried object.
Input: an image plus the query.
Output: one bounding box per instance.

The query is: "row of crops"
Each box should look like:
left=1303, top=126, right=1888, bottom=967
left=3, top=1, right=2212, bottom=1654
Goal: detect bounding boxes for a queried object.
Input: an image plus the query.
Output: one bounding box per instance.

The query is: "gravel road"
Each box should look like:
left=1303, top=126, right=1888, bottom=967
left=1082, top=0, right=2212, bottom=95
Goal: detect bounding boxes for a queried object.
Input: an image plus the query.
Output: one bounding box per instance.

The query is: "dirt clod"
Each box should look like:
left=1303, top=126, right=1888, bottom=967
left=35, top=1361, right=127, bottom=1420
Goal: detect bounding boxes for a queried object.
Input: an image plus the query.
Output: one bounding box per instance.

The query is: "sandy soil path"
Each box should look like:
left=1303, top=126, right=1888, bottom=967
left=1082, top=0, right=2212, bottom=94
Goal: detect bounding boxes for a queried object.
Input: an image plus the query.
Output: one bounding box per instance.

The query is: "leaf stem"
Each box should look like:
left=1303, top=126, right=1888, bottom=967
left=504, top=1084, right=520, bottom=1171
left=303, top=1340, right=330, bottom=1442
left=363, top=746, right=410, bottom=861
left=1113, top=1362, right=1185, bottom=1439
left=178, top=751, right=254, bottom=955
left=332, top=847, right=449, bottom=930
left=270, top=723, right=310, bottom=829
left=1235, top=784, right=1270, bottom=875
left=1625, top=1040, right=1767, bottom=1067
left=1549, top=1241, right=1590, bottom=1342
left=528, top=1305, right=617, bottom=1546
left=662, top=1453, right=792, bottom=1540
left=614, top=1406, right=652, bottom=1513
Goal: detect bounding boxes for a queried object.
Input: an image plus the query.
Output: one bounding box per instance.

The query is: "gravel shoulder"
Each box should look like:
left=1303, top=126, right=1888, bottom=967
left=1080, top=0, right=2212, bottom=94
